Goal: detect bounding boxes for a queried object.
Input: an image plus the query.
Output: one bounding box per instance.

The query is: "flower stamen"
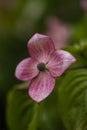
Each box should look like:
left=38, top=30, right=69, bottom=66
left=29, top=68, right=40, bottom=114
left=37, top=62, right=46, bottom=72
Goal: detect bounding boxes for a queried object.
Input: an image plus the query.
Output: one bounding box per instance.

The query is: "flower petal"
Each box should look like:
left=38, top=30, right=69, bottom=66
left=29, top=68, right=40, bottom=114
left=15, top=58, right=39, bottom=81
left=27, top=33, right=55, bottom=63
left=28, top=71, right=55, bottom=103
left=47, top=50, right=76, bottom=77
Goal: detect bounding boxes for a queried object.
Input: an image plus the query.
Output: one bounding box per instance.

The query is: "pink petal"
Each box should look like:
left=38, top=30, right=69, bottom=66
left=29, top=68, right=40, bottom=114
left=47, top=50, right=76, bottom=77
left=27, top=33, right=55, bottom=63
left=28, top=71, right=55, bottom=103
left=15, top=58, right=39, bottom=81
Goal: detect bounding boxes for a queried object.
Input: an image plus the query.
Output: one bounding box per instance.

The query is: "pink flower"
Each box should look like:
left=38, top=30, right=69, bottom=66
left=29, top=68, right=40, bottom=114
left=15, top=33, right=76, bottom=103
left=46, top=16, right=71, bottom=48
left=80, top=0, right=87, bottom=11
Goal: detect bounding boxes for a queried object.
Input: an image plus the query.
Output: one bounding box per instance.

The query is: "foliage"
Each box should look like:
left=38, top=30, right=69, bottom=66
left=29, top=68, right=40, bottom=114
left=58, top=69, right=87, bottom=130
left=7, top=83, right=66, bottom=130
left=0, top=0, right=87, bottom=130
left=57, top=42, right=87, bottom=130
left=6, top=42, right=87, bottom=130
left=7, top=83, right=35, bottom=130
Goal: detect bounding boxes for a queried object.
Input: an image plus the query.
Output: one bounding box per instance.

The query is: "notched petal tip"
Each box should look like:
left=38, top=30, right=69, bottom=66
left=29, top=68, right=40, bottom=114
left=27, top=33, right=55, bottom=49
left=27, top=33, right=50, bottom=46
left=27, top=33, right=55, bottom=62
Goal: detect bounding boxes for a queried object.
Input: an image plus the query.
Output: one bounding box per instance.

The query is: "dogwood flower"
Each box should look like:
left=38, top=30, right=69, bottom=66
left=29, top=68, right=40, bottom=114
left=46, top=16, right=71, bottom=48
left=15, top=33, right=76, bottom=103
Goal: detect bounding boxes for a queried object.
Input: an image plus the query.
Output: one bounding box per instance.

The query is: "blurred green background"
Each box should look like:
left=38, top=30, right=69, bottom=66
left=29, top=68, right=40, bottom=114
left=0, top=0, right=87, bottom=130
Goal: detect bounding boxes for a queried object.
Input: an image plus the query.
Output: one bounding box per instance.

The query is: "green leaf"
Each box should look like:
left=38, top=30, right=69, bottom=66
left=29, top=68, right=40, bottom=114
left=58, top=69, right=87, bottom=130
left=37, top=88, right=66, bottom=130
left=7, top=83, right=35, bottom=130
left=7, top=82, right=66, bottom=130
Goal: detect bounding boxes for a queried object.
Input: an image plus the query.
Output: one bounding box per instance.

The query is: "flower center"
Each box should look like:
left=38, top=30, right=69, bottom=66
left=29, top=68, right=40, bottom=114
left=37, top=62, right=46, bottom=72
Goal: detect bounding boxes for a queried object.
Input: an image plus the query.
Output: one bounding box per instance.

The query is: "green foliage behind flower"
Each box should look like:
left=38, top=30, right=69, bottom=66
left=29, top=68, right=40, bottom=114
left=7, top=42, right=87, bottom=130
left=0, top=0, right=87, bottom=130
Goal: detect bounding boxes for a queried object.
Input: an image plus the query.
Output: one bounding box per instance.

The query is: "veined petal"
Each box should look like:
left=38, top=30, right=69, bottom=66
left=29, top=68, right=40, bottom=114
left=28, top=71, right=55, bottom=103
left=15, top=58, right=39, bottom=81
left=27, top=33, right=55, bottom=63
left=47, top=50, right=76, bottom=77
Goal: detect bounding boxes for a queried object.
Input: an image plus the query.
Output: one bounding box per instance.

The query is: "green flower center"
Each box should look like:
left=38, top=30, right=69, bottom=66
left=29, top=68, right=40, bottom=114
left=37, top=62, right=46, bottom=72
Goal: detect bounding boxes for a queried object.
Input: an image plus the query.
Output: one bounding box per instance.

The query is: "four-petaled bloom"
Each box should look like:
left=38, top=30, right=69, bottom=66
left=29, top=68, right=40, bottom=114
left=15, top=33, right=76, bottom=103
